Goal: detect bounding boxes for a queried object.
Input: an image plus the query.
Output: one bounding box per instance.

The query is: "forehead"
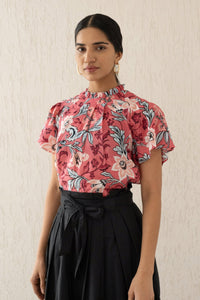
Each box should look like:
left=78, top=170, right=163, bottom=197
left=76, top=27, right=109, bottom=44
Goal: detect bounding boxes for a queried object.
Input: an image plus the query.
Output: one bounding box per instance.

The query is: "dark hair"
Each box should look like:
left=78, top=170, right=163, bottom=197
left=74, top=13, right=123, bottom=84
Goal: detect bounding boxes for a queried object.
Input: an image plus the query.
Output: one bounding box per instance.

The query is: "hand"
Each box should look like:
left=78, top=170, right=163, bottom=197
left=30, top=256, right=46, bottom=300
left=128, top=271, right=154, bottom=300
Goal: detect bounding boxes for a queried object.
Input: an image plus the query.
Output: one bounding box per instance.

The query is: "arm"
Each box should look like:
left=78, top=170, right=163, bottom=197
left=36, top=153, right=61, bottom=258
left=30, top=153, right=61, bottom=300
left=128, top=148, right=162, bottom=300
left=137, top=147, right=162, bottom=275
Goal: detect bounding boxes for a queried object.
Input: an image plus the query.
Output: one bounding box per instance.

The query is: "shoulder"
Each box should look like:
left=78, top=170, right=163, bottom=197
left=124, top=90, right=166, bottom=122
left=48, top=94, right=78, bottom=116
left=48, top=100, right=66, bottom=115
left=50, top=90, right=84, bottom=109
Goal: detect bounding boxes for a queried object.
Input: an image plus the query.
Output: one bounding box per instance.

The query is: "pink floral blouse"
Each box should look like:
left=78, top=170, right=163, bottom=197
left=38, top=84, right=175, bottom=197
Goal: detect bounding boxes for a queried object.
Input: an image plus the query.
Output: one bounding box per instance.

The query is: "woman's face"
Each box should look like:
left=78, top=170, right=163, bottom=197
left=75, top=27, right=122, bottom=83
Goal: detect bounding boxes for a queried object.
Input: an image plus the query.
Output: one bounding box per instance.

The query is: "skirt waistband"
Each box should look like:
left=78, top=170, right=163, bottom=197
left=59, top=185, right=133, bottom=209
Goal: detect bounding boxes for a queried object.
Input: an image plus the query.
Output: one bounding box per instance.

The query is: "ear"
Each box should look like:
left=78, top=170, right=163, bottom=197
left=115, top=51, right=123, bottom=63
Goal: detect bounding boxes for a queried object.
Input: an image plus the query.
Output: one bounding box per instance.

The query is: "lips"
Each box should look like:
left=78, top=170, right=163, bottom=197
left=85, top=67, right=99, bottom=70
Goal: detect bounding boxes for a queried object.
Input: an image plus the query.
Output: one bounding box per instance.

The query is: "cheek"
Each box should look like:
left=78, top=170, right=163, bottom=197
left=100, top=55, right=114, bottom=68
left=75, top=53, right=82, bottom=63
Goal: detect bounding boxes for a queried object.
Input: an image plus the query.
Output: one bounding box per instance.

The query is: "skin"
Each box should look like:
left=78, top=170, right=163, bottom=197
left=30, top=26, right=162, bottom=300
left=128, top=148, right=162, bottom=300
left=74, top=27, right=122, bottom=92
left=30, top=154, right=60, bottom=300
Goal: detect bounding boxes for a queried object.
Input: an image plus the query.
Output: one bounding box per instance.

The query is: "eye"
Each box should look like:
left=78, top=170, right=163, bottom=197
left=76, top=47, right=85, bottom=52
left=97, top=46, right=106, bottom=50
left=76, top=45, right=106, bottom=53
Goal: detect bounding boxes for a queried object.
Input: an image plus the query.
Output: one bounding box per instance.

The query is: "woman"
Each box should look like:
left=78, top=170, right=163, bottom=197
left=30, top=13, right=175, bottom=300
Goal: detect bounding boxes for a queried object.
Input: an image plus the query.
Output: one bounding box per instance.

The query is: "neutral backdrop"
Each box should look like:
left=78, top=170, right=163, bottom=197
left=1, top=0, right=199, bottom=299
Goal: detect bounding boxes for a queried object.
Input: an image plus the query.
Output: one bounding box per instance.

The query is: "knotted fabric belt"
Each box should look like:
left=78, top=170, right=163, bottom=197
left=57, top=186, right=133, bottom=279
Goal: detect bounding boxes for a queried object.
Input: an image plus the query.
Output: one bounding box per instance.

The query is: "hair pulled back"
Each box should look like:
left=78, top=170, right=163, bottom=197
left=74, top=14, right=123, bottom=84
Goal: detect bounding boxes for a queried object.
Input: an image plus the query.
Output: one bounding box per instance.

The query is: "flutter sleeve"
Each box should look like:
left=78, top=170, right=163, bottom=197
left=37, top=101, right=64, bottom=154
left=131, top=100, right=175, bottom=165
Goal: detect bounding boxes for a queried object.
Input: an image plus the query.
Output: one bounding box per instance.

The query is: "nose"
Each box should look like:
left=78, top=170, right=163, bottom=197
left=84, top=49, right=96, bottom=62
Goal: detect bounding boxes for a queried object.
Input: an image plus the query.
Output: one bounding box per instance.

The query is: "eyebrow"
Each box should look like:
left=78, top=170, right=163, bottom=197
left=75, top=42, right=109, bottom=46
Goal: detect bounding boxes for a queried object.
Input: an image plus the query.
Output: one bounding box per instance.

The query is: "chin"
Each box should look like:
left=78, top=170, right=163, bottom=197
left=84, top=75, right=102, bottom=81
left=85, top=73, right=110, bottom=82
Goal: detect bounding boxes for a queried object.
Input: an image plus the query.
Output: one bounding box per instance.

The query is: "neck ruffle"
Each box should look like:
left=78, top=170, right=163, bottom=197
left=85, top=83, right=125, bottom=98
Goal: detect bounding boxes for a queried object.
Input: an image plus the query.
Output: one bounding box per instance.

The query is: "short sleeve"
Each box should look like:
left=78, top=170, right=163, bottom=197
left=37, top=101, right=64, bottom=154
left=131, top=101, right=175, bottom=165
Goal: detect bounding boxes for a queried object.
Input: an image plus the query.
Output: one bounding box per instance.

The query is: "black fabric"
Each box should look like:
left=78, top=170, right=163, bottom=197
left=44, top=185, right=160, bottom=300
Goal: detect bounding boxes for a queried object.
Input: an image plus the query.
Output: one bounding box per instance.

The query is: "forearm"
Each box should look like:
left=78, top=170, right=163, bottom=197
left=36, top=185, right=61, bottom=259
left=137, top=194, right=161, bottom=275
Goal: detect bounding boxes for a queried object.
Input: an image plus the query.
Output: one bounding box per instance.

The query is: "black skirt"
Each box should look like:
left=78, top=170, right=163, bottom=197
left=44, top=184, right=160, bottom=300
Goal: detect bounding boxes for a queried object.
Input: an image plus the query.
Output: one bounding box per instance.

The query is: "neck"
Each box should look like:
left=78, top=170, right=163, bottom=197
left=88, top=77, right=119, bottom=93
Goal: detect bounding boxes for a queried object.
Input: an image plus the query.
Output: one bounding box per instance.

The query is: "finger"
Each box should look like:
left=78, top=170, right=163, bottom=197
left=40, top=274, right=46, bottom=295
left=31, top=275, right=44, bottom=300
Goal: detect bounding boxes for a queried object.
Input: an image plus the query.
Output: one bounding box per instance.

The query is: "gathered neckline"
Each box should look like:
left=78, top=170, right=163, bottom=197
left=84, top=83, right=125, bottom=98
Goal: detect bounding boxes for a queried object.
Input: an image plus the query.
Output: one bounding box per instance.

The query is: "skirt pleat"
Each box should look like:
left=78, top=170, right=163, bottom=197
left=44, top=186, right=161, bottom=300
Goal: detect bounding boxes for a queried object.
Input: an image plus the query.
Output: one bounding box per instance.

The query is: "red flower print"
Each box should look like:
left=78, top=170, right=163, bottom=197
left=135, top=132, right=143, bottom=142
left=107, top=118, right=114, bottom=126
left=90, top=144, right=100, bottom=155
left=131, top=112, right=141, bottom=124
left=94, top=131, right=102, bottom=140
left=91, top=158, right=99, bottom=168
left=68, top=151, right=89, bottom=168
left=103, top=111, right=109, bottom=120
left=142, top=117, right=148, bottom=130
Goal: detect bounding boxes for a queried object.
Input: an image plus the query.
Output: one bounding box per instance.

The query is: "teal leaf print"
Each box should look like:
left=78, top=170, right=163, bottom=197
left=109, top=126, right=127, bottom=156
left=138, top=99, right=149, bottom=110
left=113, top=145, right=124, bottom=155
left=88, top=132, right=93, bottom=144
left=156, top=131, right=164, bottom=144
left=143, top=108, right=155, bottom=127
left=139, top=153, right=150, bottom=163
left=82, top=131, right=93, bottom=144
left=67, top=168, right=79, bottom=178
left=67, top=167, right=85, bottom=191
left=138, top=99, right=155, bottom=127
left=74, top=177, right=82, bottom=191
left=67, top=126, right=83, bottom=141
left=68, top=176, right=85, bottom=191
left=109, top=125, right=121, bottom=135
left=101, top=171, right=126, bottom=187
left=74, top=103, right=90, bottom=117
left=101, top=172, right=113, bottom=178
left=156, top=145, right=163, bottom=149
left=82, top=131, right=88, bottom=144
left=72, top=141, right=82, bottom=152
left=111, top=111, right=127, bottom=121
left=164, top=131, right=169, bottom=143
left=89, top=116, right=103, bottom=131
left=68, top=179, right=74, bottom=190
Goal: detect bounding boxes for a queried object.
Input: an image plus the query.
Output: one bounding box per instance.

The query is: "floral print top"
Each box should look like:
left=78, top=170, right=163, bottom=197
left=38, top=84, right=175, bottom=197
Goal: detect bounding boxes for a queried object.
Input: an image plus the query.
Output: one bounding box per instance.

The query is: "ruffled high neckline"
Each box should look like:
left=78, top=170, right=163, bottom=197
left=84, top=83, right=125, bottom=98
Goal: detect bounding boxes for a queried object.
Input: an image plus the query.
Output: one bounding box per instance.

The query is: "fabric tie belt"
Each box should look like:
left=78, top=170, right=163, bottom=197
left=57, top=186, right=133, bottom=279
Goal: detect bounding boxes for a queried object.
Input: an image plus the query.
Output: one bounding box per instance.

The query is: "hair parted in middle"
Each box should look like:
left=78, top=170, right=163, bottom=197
left=74, top=13, right=123, bottom=84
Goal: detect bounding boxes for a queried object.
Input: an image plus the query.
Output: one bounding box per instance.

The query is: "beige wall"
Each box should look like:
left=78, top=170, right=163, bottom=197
left=1, top=0, right=199, bottom=299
